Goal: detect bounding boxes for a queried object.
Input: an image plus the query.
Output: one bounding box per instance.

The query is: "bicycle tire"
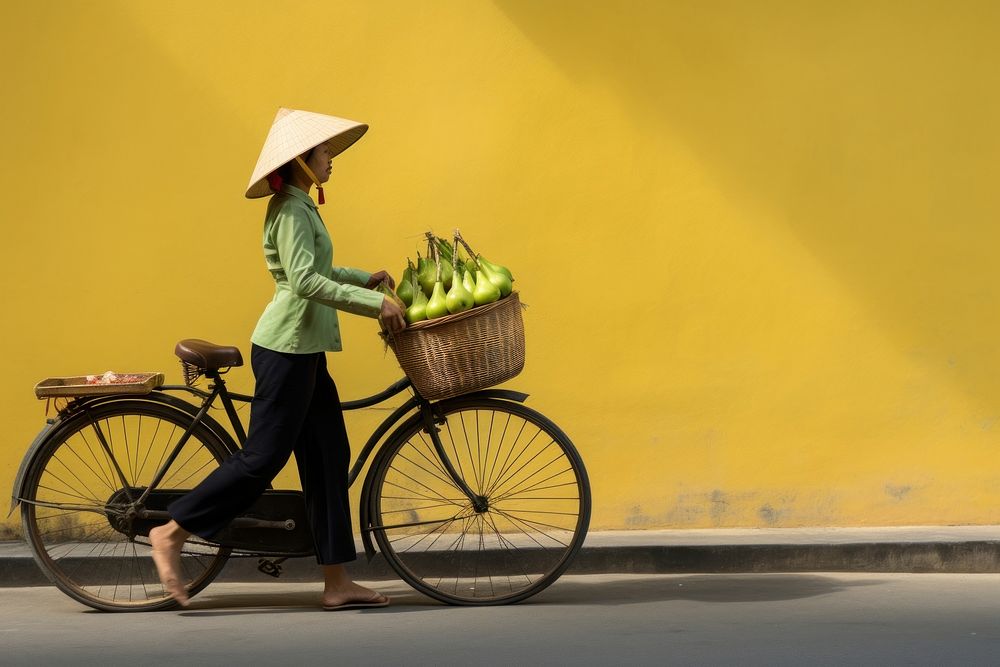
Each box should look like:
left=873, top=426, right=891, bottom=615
left=368, top=397, right=591, bottom=605
left=20, top=398, right=232, bottom=611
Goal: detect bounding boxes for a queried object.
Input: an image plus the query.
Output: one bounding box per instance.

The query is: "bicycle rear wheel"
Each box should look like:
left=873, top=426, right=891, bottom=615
left=369, top=397, right=590, bottom=605
left=20, top=398, right=231, bottom=611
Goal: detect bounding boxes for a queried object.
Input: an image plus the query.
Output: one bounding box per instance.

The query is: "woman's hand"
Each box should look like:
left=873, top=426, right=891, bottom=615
left=366, top=270, right=395, bottom=290
left=379, top=297, right=407, bottom=333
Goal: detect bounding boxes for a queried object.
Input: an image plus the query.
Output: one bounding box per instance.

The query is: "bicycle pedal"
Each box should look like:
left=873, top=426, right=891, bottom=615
left=257, top=558, right=282, bottom=578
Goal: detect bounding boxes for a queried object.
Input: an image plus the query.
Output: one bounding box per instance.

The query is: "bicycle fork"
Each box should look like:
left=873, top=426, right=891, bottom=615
left=358, top=399, right=491, bottom=561
left=418, top=402, right=489, bottom=513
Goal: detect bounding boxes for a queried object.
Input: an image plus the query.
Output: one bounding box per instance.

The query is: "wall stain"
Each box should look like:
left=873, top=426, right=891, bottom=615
left=658, top=490, right=816, bottom=528
left=625, top=504, right=653, bottom=527
left=885, top=484, right=912, bottom=501
left=758, top=503, right=786, bottom=524
left=664, top=497, right=705, bottom=525
left=709, top=490, right=729, bottom=525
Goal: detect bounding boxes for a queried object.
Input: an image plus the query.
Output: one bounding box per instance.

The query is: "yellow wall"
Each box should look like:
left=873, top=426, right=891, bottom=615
left=4, top=1, right=1000, bottom=537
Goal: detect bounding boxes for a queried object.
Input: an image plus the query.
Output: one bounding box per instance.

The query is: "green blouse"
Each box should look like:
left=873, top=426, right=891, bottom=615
left=250, top=185, right=384, bottom=354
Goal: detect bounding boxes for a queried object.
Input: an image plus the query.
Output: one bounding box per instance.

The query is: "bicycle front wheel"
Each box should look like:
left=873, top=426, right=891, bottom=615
left=369, top=397, right=591, bottom=605
left=20, top=398, right=232, bottom=611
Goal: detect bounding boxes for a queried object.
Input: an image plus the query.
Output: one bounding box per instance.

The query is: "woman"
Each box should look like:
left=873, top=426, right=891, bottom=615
left=150, top=108, right=407, bottom=610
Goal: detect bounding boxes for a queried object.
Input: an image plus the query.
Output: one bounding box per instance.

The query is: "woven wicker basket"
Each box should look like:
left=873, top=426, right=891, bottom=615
left=384, top=292, right=525, bottom=401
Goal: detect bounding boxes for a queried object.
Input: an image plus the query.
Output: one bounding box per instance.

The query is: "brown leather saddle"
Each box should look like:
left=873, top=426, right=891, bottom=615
left=174, top=338, right=244, bottom=371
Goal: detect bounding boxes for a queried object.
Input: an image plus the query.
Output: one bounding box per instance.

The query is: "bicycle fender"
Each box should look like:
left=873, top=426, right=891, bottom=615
left=9, top=420, right=58, bottom=516
left=458, top=388, right=529, bottom=403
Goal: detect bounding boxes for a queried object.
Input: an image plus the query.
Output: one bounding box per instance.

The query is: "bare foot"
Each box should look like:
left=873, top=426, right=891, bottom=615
left=149, top=521, right=191, bottom=607
left=322, top=580, right=390, bottom=610
left=322, top=563, right=389, bottom=610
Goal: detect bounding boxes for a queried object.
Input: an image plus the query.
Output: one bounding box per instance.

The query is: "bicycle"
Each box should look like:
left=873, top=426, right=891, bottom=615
left=10, top=338, right=591, bottom=612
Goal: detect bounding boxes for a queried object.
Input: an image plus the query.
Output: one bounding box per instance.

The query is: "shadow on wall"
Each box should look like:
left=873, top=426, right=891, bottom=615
left=494, top=0, right=1000, bottom=409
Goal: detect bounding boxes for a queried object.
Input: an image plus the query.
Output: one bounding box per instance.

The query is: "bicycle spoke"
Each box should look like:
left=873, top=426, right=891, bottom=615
left=128, top=415, right=142, bottom=486
left=384, top=469, right=465, bottom=507
left=149, top=422, right=178, bottom=486
left=116, top=415, right=135, bottom=487
left=90, top=417, right=133, bottom=494
left=440, top=422, right=470, bottom=495
left=63, top=524, right=120, bottom=583
left=135, top=415, right=155, bottom=482
left=36, top=481, right=104, bottom=507
left=76, top=429, right=119, bottom=494
left=380, top=501, right=466, bottom=514
left=23, top=401, right=231, bottom=610
left=497, top=480, right=579, bottom=496
left=491, top=508, right=570, bottom=551
left=388, top=513, right=466, bottom=553
left=493, top=450, right=572, bottom=497
left=164, top=445, right=213, bottom=487
left=491, top=462, right=574, bottom=504
left=404, top=437, right=452, bottom=480
left=481, top=510, right=534, bottom=590
left=369, top=398, right=589, bottom=605
left=392, top=450, right=458, bottom=490
left=56, top=444, right=117, bottom=498
left=476, top=514, right=491, bottom=598
left=474, top=411, right=484, bottom=494
left=483, top=411, right=514, bottom=503
left=35, top=518, right=111, bottom=541
left=492, top=507, right=574, bottom=547
left=33, top=508, right=87, bottom=521
left=167, top=456, right=217, bottom=490
left=484, top=420, right=531, bottom=497
left=485, top=428, right=545, bottom=497
left=39, top=455, right=110, bottom=503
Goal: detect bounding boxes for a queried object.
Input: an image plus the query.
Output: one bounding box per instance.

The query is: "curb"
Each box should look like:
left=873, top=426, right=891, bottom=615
left=5, top=539, right=1000, bottom=587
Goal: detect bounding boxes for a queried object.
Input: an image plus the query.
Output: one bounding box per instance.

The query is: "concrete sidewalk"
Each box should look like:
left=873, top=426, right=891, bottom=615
left=4, top=526, right=1000, bottom=586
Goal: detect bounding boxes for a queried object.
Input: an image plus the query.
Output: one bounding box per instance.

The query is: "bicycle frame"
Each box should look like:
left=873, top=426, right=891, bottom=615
left=10, top=369, right=529, bottom=560
left=156, top=372, right=497, bottom=497
left=165, top=371, right=529, bottom=557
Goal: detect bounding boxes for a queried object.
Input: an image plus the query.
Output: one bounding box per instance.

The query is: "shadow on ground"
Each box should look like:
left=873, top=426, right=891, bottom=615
left=169, top=573, right=881, bottom=616
left=534, top=574, right=884, bottom=606
left=175, top=582, right=433, bottom=617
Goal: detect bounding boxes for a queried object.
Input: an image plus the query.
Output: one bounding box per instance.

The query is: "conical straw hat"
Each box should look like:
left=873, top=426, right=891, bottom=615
left=245, top=108, right=368, bottom=199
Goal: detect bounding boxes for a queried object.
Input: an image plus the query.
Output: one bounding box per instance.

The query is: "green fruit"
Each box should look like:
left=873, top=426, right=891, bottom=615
left=472, top=270, right=501, bottom=305
left=439, top=257, right=453, bottom=291
left=405, top=287, right=428, bottom=324
left=462, top=266, right=476, bottom=294
left=478, top=255, right=514, bottom=283
left=480, top=262, right=512, bottom=298
left=445, top=270, right=475, bottom=314
left=425, top=282, right=449, bottom=319
left=396, top=266, right=414, bottom=306
left=417, top=254, right=436, bottom=297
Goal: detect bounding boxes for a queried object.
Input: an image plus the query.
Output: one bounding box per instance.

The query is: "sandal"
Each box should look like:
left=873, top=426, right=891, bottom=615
left=322, top=592, right=390, bottom=611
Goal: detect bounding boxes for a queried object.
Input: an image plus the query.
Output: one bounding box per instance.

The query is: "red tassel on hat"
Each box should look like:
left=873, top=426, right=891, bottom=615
left=317, top=187, right=325, bottom=205
left=267, top=172, right=283, bottom=193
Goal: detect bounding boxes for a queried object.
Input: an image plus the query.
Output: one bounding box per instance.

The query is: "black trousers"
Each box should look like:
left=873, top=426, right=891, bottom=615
left=169, top=344, right=356, bottom=564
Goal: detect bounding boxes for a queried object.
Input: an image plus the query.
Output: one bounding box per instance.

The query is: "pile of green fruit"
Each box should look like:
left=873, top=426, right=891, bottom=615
left=381, top=230, right=515, bottom=325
